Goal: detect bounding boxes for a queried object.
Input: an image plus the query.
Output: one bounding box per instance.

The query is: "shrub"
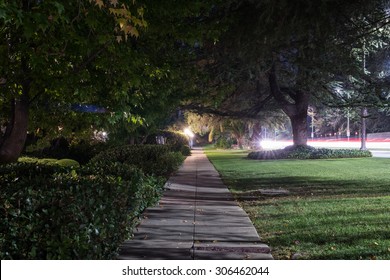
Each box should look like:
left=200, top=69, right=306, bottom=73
left=18, top=157, right=80, bottom=168
left=177, top=144, right=191, bottom=156
left=90, top=144, right=184, bottom=177
left=55, top=159, right=80, bottom=168
left=25, top=139, right=108, bottom=165
left=146, top=130, right=191, bottom=156
left=68, top=141, right=108, bottom=164
left=248, top=145, right=372, bottom=160
left=165, top=131, right=191, bottom=156
left=215, top=137, right=233, bottom=149
left=0, top=162, right=164, bottom=259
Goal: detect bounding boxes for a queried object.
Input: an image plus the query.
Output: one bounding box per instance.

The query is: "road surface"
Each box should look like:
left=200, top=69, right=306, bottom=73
left=260, top=139, right=390, bottom=158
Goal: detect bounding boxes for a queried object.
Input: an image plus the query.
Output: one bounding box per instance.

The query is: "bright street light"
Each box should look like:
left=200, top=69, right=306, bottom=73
left=184, top=127, right=194, bottom=148
left=184, top=128, right=194, bottom=138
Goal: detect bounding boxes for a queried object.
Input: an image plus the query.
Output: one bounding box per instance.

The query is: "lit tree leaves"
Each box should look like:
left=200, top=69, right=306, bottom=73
left=89, top=0, right=147, bottom=40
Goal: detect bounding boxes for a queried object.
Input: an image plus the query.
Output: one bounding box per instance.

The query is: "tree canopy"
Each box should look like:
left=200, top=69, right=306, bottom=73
left=0, top=0, right=215, bottom=162
left=1, top=0, right=389, bottom=162
left=182, top=0, right=390, bottom=146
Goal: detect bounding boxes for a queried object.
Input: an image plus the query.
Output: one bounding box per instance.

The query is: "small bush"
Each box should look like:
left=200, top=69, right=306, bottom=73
left=248, top=145, right=372, bottom=160
left=0, top=162, right=164, bottom=259
left=90, top=144, right=184, bottom=177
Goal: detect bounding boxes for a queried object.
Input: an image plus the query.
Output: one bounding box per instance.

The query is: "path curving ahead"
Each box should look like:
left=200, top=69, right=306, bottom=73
left=119, top=148, right=273, bottom=260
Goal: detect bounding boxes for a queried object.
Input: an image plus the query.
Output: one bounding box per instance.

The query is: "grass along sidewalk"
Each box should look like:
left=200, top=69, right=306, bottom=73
left=204, top=149, right=390, bottom=260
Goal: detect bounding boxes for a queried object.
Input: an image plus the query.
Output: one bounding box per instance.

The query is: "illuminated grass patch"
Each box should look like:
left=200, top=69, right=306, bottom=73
left=205, top=148, right=390, bottom=259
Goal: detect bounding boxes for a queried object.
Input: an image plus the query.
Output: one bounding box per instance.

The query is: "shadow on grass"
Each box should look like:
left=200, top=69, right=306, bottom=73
left=268, top=227, right=390, bottom=259
left=227, top=176, right=390, bottom=200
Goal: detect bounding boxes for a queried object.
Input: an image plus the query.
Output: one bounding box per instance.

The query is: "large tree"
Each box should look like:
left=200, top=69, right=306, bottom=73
left=0, top=0, right=217, bottom=162
left=187, top=0, right=390, bottom=146
left=0, top=0, right=149, bottom=163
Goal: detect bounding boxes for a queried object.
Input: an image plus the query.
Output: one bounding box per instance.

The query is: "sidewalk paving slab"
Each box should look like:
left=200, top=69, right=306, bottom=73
left=119, top=148, right=273, bottom=260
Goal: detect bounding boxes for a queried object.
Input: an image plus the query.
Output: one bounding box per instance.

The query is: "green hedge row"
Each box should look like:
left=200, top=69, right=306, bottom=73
left=1, top=144, right=186, bottom=259
left=26, top=139, right=109, bottom=165
left=90, top=144, right=185, bottom=177
left=146, top=130, right=192, bottom=156
left=248, top=145, right=372, bottom=160
left=18, top=157, right=80, bottom=168
left=0, top=162, right=164, bottom=259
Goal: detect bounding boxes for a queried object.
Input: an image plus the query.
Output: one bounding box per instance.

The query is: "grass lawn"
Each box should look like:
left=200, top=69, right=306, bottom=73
left=204, top=148, right=390, bottom=260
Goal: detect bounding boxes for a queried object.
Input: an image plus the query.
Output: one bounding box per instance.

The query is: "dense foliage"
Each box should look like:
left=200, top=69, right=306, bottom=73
left=0, top=0, right=211, bottom=163
left=248, top=145, right=372, bottom=160
left=0, top=161, right=164, bottom=259
left=146, top=130, right=191, bottom=156
left=26, top=138, right=109, bottom=165
left=90, top=144, right=184, bottom=177
left=183, top=0, right=390, bottom=146
left=214, top=137, right=233, bottom=149
left=0, top=141, right=189, bottom=259
left=18, top=156, right=80, bottom=168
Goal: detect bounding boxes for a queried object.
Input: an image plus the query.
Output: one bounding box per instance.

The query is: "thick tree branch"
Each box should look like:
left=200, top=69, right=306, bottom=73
left=180, top=94, right=274, bottom=119
left=267, top=64, right=297, bottom=116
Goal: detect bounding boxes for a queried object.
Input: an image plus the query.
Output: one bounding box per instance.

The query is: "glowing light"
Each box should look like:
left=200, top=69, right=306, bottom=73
left=93, top=130, right=108, bottom=141
left=260, top=140, right=291, bottom=150
left=258, top=139, right=390, bottom=150
left=184, top=128, right=194, bottom=138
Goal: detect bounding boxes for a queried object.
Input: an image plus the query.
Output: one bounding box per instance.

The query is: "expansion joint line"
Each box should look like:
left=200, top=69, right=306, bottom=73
left=191, top=156, right=198, bottom=260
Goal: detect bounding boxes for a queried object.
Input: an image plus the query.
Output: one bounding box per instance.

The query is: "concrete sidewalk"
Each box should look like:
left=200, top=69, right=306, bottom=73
left=119, top=148, right=273, bottom=260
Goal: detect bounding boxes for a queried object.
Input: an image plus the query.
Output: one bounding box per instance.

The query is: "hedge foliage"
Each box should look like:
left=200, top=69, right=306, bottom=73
left=90, top=144, right=184, bottom=177
left=0, top=162, right=164, bottom=259
left=146, top=130, right=192, bottom=156
left=26, top=139, right=108, bottom=165
left=18, top=157, right=80, bottom=168
left=248, top=145, right=373, bottom=160
left=1, top=143, right=186, bottom=259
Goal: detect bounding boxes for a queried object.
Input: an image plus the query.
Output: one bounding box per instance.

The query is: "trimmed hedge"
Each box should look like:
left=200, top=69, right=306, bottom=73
left=164, top=131, right=192, bottom=156
left=25, top=139, right=108, bottom=165
left=0, top=162, right=164, bottom=259
left=68, top=141, right=109, bottom=164
left=18, top=157, right=80, bottom=168
left=1, top=144, right=185, bottom=259
left=248, top=145, right=372, bottom=160
left=90, top=144, right=184, bottom=177
left=146, top=130, right=192, bottom=156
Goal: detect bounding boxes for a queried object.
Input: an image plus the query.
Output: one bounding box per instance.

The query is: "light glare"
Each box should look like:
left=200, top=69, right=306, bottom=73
left=184, top=128, right=194, bottom=138
left=260, top=140, right=291, bottom=150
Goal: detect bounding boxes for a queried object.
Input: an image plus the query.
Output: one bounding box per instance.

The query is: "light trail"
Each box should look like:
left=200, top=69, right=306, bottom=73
left=260, top=139, right=390, bottom=150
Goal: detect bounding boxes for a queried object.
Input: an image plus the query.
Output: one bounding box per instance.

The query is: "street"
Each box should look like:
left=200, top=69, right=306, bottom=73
left=260, top=139, right=390, bottom=158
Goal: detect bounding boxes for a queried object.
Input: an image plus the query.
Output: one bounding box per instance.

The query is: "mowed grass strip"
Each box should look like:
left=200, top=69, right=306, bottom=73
left=204, top=149, right=390, bottom=260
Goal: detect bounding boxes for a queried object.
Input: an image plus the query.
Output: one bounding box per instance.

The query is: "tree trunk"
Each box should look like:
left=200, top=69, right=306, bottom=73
left=0, top=92, right=29, bottom=164
left=129, top=136, right=135, bottom=145
left=236, top=137, right=244, bottom=149
left=268, top=65, right=309, bottom=147
left=249, top=123, right=262, bottom=149
left=290, top=112, right=308, bottom=146
left=360, top=107, right=368, bottom=150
